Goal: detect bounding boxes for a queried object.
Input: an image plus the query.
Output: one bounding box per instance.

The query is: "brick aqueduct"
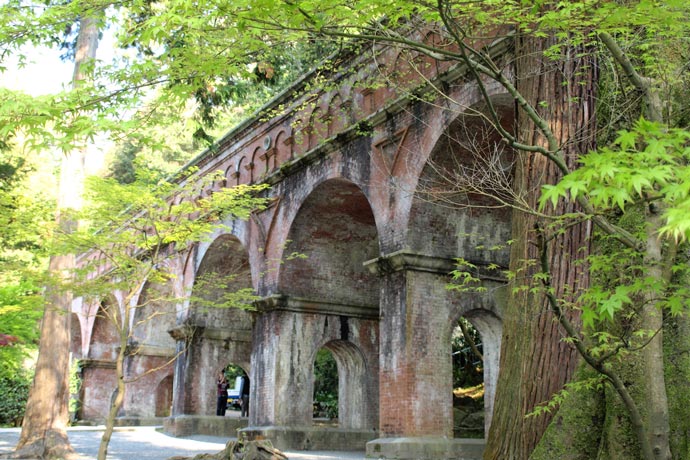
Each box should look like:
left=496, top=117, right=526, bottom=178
left=71, top=31, right=515, bottom=459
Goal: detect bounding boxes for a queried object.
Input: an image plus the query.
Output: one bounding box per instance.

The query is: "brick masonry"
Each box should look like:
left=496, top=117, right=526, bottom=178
left=72, top=31, right=513, bottom=458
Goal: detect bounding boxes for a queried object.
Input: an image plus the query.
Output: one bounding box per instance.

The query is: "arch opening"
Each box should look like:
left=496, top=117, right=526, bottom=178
left=184, top=234, right=254, bottom=415
left=279, top=178, right=380, bottom=311
left=80, top=298, right=120, bottom=422
left=313, top=348, right=338, bottom=425
left=451, top=318, right=484, bottom=438
left=409, top=95, right=515, bottom=264
left=155, top=374, right=174, bottom=417
left=451, top=309, right=502, bottom=437
left=222, top=363, right=250, bottom=417
left=312, top=340, right=369, bottom=430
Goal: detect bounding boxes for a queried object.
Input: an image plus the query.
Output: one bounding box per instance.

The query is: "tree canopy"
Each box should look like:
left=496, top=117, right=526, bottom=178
left=2, top=1, right=690, bottom=459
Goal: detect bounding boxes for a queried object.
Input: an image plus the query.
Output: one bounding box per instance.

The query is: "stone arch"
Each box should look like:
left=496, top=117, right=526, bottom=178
left=326, top=93, right=346, bottom=137
left=319, top=339, right=370, bottom=430
left=81, top=297, right=120, bottom=421
left=236, top=156, right=249, bottom=185
left=155, top=374, right=174, bottom=417
left=225, top=164, right=234, bottom=186
left=182, top=234, right=255, bottom=415
left=250, top=146, right=262, bottom=182
left=131, top=279, right=176, bottom=350
left=391, top=50, right=422, bottom=90
left=70, top=312, right=83, bottom=358
left=88, top=297, right=119, bottom=361
left=122, top=279, right=177, bottom=418
left=277, top=178, right=380, bottom=310
left=291, top=116, right=308, bottom=154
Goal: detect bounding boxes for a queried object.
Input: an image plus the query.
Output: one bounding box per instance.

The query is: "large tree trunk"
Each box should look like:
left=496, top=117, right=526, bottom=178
left=484, top=34, right=597, bottom=459
left=11, top=16, right=99, bottom=460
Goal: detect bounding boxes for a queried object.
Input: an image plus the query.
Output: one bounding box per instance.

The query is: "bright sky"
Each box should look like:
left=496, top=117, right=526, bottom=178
left=0, top=46, right=73, bottom=94
left=1, top=34, right=118, bottom=175
left=1, top=26, right=117, bottom=95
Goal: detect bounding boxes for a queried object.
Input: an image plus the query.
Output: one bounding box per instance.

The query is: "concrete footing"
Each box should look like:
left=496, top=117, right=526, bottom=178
left=365, top=437, right=485, bottom=460
left=164, top=415, right=248, bottom=437
left=240, top=425, right=378, bottom=451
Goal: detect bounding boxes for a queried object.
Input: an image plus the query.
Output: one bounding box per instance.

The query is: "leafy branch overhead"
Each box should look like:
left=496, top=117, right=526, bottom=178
left=541, top=119, right=690, bottom=240
left=59, top=172, right=268, bottom=300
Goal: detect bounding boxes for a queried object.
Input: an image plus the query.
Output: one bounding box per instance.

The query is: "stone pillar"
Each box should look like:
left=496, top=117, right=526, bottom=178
left=244, top=296, right=380, bottom=451
left=365, top=251, right=493, bottom=460
left=169, top=324, right=196, bottom=416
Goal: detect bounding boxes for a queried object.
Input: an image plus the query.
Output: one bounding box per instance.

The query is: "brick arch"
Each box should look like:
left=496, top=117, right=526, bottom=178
left=273, top=129, right=290, bottom=168
left=406, top=93, right=515, bottom=263
left=291, top=116, right=308, bottom=155
left=131, top=279, right=176, bottom=350
left=307, top=106, right=327, bottom=150
left=155, top=374, right=174, bottom=417
left=225, top=164, right=234, bottom=186
left=316, top=339, right=373, bottom=430
left=81, top=297, right=120, bottom=421
left=70, top=312, right=83, bottom=358
left=453, top=307, right=503, bottom=436
left=183, top=233, right=255, bottom=415
left=250, top=146, right=262, bottom=182
left=88, top=297, right=120, bottom=361
left=277, top=178, right=380, bottom=310
left=236, top=156, right=249, bottom=185
left=326, top=93, right=346, bottom=137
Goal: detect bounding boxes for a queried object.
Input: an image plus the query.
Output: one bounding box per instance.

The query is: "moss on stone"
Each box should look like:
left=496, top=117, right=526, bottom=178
left=530, top=367, right=605, bottom=460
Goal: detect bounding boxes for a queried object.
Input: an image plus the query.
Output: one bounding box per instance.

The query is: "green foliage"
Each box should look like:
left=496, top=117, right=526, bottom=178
left=541, top=120, right=690, bottom=239
left=313, top=348, right=338, bottom=419
left=60, top=172, right=269, bottom=303
left=452, top=319, right=483, bottom=389
left=0, top=149, right=54, bottom=276
left=223, top=364, right=245, bottom=381
left=0, top=369, right=33, bottom=427
left=528, top=377, right=606, bottom=419
left=0, top=282, right=43, bottom=377
left=69, top=360, right=83, bottom=420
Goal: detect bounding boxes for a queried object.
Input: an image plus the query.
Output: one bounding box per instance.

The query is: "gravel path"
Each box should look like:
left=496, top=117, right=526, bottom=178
left=0, top=427, right=365, bottom=460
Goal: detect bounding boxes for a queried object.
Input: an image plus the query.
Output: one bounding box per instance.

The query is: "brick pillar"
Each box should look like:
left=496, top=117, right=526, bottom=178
left=378, top=268, right=455, bottom=438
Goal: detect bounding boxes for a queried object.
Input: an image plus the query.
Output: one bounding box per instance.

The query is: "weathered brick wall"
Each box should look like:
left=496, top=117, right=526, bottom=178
left=80, top=364, right=117, bottom=421
left=278, top=178, right=379, bottom=307
left=74, top=33, right=515, bottom=456
left=378, top=269, right=503, bottom=438
left=132, top=281, right=176, bottom=351
left=251, top=309, right=379, bottom=430
left=122, top=354, right=173, bottom=417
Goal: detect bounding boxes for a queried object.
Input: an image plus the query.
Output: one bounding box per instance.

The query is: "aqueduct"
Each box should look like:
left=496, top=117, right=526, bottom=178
left=71, top=30, right=513, bottom=459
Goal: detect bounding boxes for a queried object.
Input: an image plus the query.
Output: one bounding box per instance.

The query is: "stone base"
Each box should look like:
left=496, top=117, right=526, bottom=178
left=366, top=437, right=485, bottom=460
left=164, top=415, right=248, bottom=437
left=114, top=416, right=168, bottom=427
left=240, top=425, right=378, bottom=451
left=74, top=416, right=167, bottom=427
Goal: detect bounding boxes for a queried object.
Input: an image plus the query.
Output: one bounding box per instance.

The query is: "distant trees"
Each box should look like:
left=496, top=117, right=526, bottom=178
left=1, top=0, right=689, bottom=459
left=62, top=173, right=266, bottom=460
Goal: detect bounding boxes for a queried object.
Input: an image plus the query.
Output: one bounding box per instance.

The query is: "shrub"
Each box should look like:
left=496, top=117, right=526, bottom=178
left=0, top=370, right=32, bottom=426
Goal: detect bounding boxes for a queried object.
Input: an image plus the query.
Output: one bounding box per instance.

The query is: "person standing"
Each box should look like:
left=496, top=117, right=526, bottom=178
left=216, top=370, right=228, bottom=416
left=240, top=375, right=250, bottom=418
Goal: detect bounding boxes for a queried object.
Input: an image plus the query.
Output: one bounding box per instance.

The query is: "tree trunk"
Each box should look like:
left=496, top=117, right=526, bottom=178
left=97, top=330, right=127, bottom=460
left=484, top=34, right=597, bottom=459
left=11, top=16, right=99, bottom=460
left=641, top=213, right=672, bottom=460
